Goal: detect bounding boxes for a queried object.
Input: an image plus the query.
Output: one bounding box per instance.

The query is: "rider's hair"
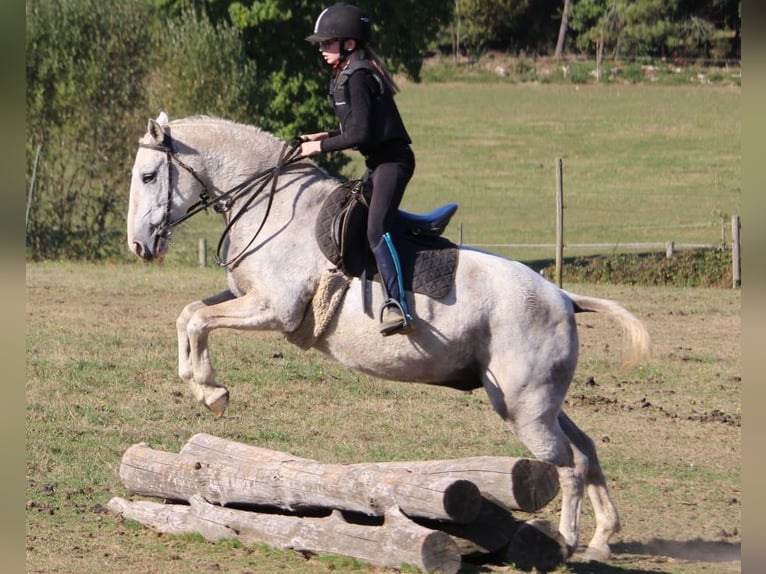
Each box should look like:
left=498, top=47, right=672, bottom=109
left=363, top=46, right=400, bottom=95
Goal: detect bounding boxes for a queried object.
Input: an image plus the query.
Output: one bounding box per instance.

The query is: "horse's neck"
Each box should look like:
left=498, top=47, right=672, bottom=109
left=174, top=119, right=336, bottom=219
left=213, top=138, right=284, bottom=189
left=171, top=120, right=279, bottom=185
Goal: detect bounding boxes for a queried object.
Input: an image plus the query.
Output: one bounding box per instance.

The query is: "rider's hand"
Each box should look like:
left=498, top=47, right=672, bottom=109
left=299, top=140, right=323, bottom=157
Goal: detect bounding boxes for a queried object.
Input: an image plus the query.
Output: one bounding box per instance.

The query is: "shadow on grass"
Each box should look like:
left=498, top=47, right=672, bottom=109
left=611, top=537, right=741, bottom=563
left=458, top=537, right=740, bottom=573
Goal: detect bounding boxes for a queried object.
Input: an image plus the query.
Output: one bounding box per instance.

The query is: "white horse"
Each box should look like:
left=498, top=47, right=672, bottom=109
left=127, top=112, right=650, bottom=562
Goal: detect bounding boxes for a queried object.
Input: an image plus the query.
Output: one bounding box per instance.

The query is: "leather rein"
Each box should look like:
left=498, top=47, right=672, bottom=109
left=138, top=134, right=303, bottom=268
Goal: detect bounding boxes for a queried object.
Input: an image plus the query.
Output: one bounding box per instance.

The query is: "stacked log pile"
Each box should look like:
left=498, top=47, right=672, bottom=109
left=108, top=433, right=566, bottom=573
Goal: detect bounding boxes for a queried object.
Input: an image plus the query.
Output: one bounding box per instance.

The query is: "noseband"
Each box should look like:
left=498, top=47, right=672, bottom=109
left=138, top=133, right=303, bottom=268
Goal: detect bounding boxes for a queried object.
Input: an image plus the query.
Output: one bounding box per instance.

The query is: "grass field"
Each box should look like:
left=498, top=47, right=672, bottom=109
left=26, top=263, right=741, bottom=573
left=166, top=82, right=740, bottom=267
left=27, top=82, right=741, bottom=573
left=396, top=83, right=741, bottom=258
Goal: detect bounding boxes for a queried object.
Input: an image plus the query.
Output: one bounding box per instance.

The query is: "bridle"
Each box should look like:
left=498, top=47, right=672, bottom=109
left=138, top=133, right=303, bottom=268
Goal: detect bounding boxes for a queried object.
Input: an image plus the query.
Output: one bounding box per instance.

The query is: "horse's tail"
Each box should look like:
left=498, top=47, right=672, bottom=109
left=565, top=291, right=652, bottom=369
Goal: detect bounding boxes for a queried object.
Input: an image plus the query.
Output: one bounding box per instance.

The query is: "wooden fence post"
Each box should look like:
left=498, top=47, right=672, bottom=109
left=555, top=158, right=564, bottom=287
left=731, top=215, right=740, bottom=288
left=198, top=238, right=207, bottom=268
left=665, top=241, right=675, bottom=259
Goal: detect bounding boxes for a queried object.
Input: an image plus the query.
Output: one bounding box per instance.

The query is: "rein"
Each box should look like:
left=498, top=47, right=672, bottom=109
left=138, top=134, right=303, bottom=269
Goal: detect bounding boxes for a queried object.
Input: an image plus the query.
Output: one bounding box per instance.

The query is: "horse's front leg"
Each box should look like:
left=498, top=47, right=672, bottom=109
left=176, top=290, right=237, bottom=415
left=180, top=289, right=291, bottom=417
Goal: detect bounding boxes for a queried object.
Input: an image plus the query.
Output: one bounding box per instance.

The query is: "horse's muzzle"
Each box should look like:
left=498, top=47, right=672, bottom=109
left=132, top=230, right=169, bottom=262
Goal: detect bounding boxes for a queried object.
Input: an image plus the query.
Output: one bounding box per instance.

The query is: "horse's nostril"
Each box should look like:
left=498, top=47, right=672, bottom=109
left=133, top=241, right=153, bottom=261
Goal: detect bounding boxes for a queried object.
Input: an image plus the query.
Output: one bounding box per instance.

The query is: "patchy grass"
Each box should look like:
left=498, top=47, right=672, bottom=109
left=26, top=262, right=740, bottom=573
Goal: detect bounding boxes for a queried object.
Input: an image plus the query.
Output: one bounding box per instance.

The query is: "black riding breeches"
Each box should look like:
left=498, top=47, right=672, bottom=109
left=364, top=145, right=415, bottom=247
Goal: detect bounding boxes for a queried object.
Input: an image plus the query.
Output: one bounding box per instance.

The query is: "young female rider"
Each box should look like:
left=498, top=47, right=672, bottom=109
left=299, top=3, right=416, bottom=336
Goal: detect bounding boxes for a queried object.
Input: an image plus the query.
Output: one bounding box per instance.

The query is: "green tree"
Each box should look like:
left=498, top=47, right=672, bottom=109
left=26, top=0, right=156, bottom=260
left=450, top=0, right=562, bottom=55
left=26, top=0, right=258, bottom=260
left=143, top=6, right=258, bottom=121
left=569, top=0, right=740, bottom=59
left=171, top=1, right=454, bottom=168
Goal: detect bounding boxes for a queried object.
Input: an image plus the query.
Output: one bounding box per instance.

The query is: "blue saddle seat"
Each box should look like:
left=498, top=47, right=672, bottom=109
left=396, top=203, right=459, bottom=237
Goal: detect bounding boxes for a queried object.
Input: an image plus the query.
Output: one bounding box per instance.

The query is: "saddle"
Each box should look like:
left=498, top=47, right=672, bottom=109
left=315, top=180, right=459, bottom=299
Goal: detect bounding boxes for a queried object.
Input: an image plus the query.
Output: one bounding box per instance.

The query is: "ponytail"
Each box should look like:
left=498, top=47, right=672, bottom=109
left=364, top=46, right=400, bottom=95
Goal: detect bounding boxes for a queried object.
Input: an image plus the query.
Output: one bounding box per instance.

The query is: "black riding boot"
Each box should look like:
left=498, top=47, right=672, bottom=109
left=371, top=233, right=414, bottom=336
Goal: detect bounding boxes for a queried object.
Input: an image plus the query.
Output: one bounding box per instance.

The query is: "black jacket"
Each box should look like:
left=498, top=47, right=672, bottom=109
left=320, top=60, right=411, bottom=159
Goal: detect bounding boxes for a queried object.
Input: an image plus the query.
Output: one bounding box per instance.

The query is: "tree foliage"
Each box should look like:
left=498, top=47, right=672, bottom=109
left=26, top=0, right=156, bottom=259
left=565, top=0, right=740, bottom=60
left=144, top=6, right=258, bottom=121
left=449, top=0, right=562, bottom=55
left=25, top=0, right=740, bottom=261
left=439, top=0, right=739, bottom=60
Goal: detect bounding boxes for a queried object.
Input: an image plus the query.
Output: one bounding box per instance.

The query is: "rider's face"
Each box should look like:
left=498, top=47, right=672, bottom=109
left=318, top=38, right=355, bottom=66
left=319, top=38, right=340, bottom=65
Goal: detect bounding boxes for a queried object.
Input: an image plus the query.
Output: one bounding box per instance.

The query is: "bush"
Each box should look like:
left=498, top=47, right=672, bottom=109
left=539, top=249, right=734, bottom=288
left=568, top=62, right=593, bottom=84
left=25, top=1, right=260, bottom=261
left=144, top=7, right=257, bottom=122
left=26, top=0, right=156, bottom=260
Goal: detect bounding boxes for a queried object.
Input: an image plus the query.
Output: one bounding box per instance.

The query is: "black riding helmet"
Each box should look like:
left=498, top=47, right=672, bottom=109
left=306, top=3, right=372, bottom=48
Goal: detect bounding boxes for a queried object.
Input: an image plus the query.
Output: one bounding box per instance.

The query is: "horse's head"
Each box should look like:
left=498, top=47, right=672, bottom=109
left=127, top=112, right=208, bottom=262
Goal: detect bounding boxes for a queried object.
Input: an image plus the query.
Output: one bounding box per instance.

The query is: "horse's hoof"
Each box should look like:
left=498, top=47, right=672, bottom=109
left=581, top=544, right=611, bottom=563
left=204, top=388, right=230, bottom=418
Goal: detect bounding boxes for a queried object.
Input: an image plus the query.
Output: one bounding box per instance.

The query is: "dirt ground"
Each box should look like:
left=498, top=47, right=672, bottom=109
left=26, top=264, right=741, bottom=573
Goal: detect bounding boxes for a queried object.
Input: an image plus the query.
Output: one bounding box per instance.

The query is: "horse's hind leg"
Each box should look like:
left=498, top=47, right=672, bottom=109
left=513, top=415, right=588, bottom=558
left=482, top=366, right=586, bottom=558
left=558, top=410, right=620, bottom=561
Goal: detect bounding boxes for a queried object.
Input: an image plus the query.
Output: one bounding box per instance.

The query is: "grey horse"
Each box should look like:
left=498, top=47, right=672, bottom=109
left=127, top=112, right=651, bottom=562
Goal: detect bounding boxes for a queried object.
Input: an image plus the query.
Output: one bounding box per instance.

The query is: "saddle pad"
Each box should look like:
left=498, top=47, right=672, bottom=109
left=315, top=184, right=458, bottom=299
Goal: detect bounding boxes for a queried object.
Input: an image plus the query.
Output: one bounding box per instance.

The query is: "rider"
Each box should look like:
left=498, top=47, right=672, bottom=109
left=299, top=3, right=416, bottom=336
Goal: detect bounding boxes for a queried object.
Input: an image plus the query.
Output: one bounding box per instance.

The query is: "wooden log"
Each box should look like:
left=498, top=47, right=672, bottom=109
left=374, top=458, right=558, bottom=514
left=414, top=498, right=519, bottom=556
left=119, top=443, right=482, bottom=523
left=106, top=496, right=232, bottom=541
left=503, top=518, right=567, bottom=572
left=181, top=433, right=559, bottom=512
left=108, top=495, right=462, bottom=574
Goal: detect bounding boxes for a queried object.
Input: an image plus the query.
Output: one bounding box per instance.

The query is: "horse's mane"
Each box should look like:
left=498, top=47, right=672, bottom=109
left=168, top=115, right=287, bottom=151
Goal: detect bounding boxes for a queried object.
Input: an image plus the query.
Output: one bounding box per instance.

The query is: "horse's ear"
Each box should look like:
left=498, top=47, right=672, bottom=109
left=147, top=112, right=168, bottom=145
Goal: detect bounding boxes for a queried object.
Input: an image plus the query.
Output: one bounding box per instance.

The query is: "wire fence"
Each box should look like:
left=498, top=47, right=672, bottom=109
left=452, top=215, right=741, bottom=289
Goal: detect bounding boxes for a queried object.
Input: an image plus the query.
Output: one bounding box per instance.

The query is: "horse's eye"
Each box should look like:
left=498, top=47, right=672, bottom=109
left=142, top=172, right=157, bottom=184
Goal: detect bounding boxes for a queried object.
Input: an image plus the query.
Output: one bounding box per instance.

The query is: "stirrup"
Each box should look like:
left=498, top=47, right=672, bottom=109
left=378, top=299, right=414, bottom=336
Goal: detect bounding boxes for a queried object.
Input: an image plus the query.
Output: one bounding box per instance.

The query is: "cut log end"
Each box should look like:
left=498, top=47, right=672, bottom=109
left=420, top=530, right=462, bottom=574
left=442, top=479, right=482, bottom=524
left=505, top=519, right=567, bottom=572
left=510, top=459, right=560, bottom=512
